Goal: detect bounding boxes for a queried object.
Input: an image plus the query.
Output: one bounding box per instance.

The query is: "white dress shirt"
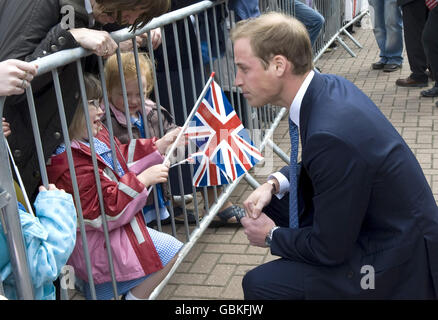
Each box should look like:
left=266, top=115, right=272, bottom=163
left=268, top=70, right=315, bottom=198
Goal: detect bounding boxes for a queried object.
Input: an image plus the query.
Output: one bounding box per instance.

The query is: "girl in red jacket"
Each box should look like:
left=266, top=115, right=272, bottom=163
left=47, top=74, right=183, bottom=300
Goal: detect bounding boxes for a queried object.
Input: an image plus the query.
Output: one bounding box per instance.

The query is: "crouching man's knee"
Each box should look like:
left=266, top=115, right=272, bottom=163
left=242, top=268, right=266, bottom=300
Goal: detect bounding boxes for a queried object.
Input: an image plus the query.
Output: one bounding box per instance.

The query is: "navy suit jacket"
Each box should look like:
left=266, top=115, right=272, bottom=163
left=273, top=72, right=438, bottom=298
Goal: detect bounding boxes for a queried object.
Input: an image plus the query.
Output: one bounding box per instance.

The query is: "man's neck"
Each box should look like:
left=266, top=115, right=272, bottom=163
left=282, top=70, right=311, bottom=109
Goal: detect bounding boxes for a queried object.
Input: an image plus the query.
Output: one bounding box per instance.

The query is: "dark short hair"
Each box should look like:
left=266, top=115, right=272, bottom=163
left=95, top=0, right=171, bottom=31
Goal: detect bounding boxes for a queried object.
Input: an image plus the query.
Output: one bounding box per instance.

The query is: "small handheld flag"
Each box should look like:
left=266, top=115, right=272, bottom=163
left=184, top=79, right=263, bottom=187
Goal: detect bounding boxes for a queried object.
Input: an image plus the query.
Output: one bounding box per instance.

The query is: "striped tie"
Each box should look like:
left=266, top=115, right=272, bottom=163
left=288, top=118, right=299, bottom=228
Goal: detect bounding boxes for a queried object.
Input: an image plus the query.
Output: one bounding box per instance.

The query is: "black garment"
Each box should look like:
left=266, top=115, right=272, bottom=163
left=153, top=0, right=202, bottom=124
left=422, top=6, right=438, bottom=87
left=399, top=0, right=430, bottom=82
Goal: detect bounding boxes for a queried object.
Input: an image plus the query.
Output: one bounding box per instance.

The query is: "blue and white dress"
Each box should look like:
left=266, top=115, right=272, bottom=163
left=55, top=140, right=182, bottom=300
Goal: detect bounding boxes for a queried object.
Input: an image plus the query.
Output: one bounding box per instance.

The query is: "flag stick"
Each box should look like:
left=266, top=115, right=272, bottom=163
left=147, top=72, right=215, bottom=193
left=162, top=72, right=215, bottom=164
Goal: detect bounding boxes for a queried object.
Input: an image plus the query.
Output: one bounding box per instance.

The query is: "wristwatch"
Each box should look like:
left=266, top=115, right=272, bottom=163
left=265, top=226, right=280, bottom=247
left=266, top=179, right=278, bottom=195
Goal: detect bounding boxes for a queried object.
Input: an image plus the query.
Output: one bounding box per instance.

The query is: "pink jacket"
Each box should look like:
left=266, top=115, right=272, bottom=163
left=47, top=127, right=164, bottom=284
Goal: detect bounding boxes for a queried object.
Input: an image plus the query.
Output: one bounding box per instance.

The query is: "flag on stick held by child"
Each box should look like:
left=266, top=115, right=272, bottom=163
left=184, top=78, right=263, bottom=187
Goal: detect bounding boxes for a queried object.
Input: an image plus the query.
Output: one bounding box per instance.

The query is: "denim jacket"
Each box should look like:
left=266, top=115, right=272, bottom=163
left=228, top=0, right=260, bottom=21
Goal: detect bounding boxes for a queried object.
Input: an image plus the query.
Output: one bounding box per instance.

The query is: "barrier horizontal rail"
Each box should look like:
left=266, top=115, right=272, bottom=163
left=34, top=1, right=225, bottom=76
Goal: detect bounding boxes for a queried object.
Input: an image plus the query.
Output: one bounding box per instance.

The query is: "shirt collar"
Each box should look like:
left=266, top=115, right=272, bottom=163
left=289, top=70, right=314, bottom=128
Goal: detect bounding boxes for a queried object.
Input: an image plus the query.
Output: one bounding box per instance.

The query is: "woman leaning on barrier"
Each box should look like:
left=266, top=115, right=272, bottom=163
left=0, top=0, right=170, bottom=202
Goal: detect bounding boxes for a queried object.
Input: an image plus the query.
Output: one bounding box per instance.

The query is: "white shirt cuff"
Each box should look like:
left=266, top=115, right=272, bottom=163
left=268, top=172, right=289, bottom=199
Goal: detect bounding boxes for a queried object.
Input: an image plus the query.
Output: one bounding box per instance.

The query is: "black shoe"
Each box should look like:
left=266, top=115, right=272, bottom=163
left=372, top=61, right=385, bottom=70
left=383, top=63, right=402, bottom=72
left=420, top=86, right=438, bottom=97
left=173, top=206, right=197, bottom=224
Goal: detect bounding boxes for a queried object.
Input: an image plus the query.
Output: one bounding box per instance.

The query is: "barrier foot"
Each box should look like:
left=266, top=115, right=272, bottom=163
left=336, top=35, right=356, bottom=58
left=341, top=29, right=363, bottom=49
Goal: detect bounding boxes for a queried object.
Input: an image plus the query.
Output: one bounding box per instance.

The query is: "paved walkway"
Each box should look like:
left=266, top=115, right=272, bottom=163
left=70, top=20, right=438, bottom=300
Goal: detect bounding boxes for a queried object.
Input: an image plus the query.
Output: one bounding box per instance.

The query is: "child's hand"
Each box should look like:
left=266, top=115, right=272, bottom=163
left=137, top=163, right=169, bottom=188
left=2, top=118, right=11, bottom=137
left=38, top=184, right=66, bottom=193
left=155, top=127, right=185, bottom=155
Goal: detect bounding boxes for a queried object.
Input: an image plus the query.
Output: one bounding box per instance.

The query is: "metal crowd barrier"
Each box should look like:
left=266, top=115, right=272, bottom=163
left=0, top=0, right=366, bottom=300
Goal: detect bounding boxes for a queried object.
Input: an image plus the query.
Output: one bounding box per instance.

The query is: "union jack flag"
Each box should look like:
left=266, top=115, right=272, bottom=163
left=185, top=80, right=263, bottom=187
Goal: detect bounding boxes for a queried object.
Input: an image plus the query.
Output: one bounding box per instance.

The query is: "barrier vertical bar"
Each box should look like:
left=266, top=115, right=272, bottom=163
left=0, top=97, right=34, bottom=300
left=51, top=68, right=97, bottom=300
left=76, top=62, right=119, bottom=300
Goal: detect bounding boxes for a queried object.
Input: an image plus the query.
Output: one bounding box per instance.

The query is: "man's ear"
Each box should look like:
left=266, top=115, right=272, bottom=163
left=272, top=55, right=291, bottom=76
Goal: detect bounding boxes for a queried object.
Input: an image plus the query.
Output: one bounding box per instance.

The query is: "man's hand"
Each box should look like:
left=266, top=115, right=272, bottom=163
left=241, top=213, right=276, bottom=247
left=243, top=182, right=275, bottom=219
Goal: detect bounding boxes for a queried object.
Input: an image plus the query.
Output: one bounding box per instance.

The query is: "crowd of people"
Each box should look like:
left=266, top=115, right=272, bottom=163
left=369, top=0, right=438, bottom=107
left=0, top=0, right=438, bottom=301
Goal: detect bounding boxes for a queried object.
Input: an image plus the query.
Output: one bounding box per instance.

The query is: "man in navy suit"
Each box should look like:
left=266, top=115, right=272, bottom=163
left=232, top=12, right=438, bottom=299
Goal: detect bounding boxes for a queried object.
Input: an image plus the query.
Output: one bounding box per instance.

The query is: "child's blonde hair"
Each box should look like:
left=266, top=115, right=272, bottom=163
left=105, top=52, right=154, bottom=97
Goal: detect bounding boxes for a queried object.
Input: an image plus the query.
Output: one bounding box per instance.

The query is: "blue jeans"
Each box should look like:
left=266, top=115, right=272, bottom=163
left=369, top=0, right=403, bottom=65
left=293, top=1, right=325, bottom=47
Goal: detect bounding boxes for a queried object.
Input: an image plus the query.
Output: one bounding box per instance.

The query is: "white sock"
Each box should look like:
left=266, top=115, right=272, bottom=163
left=125, top=290, right=147, bottom=300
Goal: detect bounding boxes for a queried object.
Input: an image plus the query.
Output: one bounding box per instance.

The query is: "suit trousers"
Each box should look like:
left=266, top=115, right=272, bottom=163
left=401, top=0, right=429, bottom=81
left=422, top=6, right=438, bottom=86
left=242, top=169, right=309, bottom=300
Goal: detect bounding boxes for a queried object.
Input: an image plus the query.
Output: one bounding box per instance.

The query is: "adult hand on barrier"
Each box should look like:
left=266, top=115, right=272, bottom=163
left=69, top=28, right=117, bottom=58
left=243, top=182, right=273, bottom=219
left=0, top=59, right=38, bottom=96
left=137, top=163, right=169, bottom=188
left=2, top=118, right=11, bottom=137
left=119, top=36, right=144, bottom=52
left=139, top=28, right=162, bottom=50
